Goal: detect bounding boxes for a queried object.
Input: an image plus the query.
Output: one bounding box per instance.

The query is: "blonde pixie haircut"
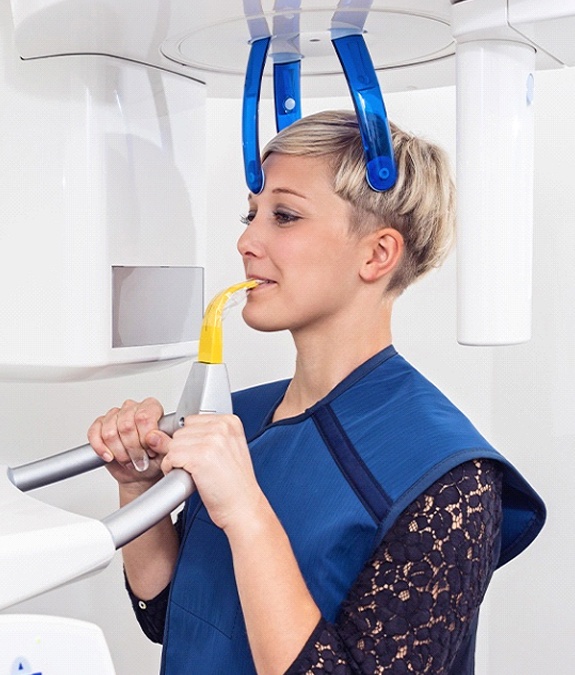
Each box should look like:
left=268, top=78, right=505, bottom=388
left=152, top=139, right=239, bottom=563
left=262, top=110, right=456, bottom=295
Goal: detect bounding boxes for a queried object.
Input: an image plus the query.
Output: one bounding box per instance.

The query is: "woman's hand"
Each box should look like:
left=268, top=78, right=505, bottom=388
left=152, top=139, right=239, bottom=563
left=87, top=397, right=170, bottom=491
left=153, top=414, right=264, bottom=531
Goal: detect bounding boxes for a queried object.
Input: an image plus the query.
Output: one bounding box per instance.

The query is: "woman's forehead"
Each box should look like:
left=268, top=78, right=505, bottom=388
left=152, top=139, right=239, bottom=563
left=255, top=153, right=334, bottom=195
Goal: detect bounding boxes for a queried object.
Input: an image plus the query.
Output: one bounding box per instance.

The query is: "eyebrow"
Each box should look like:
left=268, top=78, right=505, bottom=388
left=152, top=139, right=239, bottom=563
left=247, top=187, right=308, bottom=201
left=272, top=187, right=308, bottom=199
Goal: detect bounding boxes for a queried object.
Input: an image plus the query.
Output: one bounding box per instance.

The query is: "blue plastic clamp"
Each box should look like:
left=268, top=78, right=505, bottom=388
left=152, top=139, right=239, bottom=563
left=331, top=33, right=397, bottom=191
left=242, top=36, right=272, bottom=194
left=273, top=59, right=302, bottom=131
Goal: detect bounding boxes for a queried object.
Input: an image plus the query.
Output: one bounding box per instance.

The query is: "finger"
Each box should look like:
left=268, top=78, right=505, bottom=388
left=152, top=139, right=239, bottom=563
left=178, top=414, right=230, bottom=440
left=179, top=414, right=246, bottom=447
left=99, top=406, right=133, bottom=466
left=160, top=449, right=182, bottom=476
left=116, top=400, right=151, bottom=472
left=160, top=435, right=199, bottom=477
left=116, top=399, right=144, bottom=456
left=87, top=416, right=115, bottom=463
left=123, top=399, right=164, bottom=471
left=145, top=429, right=172, bottom=457
left=116, top=398, right=161, bottom=472
left=179, top=413, right=200, bottom=429
left=181, top=413, right=243, bottom=430
left=134, top=398, right=165, bottom=448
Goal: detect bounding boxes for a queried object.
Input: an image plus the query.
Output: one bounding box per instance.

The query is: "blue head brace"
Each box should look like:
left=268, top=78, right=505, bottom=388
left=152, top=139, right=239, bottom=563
left=242, top=0, right=397, bottom=194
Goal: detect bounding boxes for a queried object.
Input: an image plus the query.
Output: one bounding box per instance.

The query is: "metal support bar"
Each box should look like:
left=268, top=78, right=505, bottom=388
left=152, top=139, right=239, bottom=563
left=8, top=413, right=177, bottom=492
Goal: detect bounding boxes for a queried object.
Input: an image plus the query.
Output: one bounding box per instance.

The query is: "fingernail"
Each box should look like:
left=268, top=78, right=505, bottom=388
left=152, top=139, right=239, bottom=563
left=103, top=451, right=114, bottom=462
left=132, top=454, right=150, bottom=472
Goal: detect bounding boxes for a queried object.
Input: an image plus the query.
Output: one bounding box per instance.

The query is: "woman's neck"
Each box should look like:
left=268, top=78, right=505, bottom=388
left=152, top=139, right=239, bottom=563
left=274, top=305, right=393, bottom=421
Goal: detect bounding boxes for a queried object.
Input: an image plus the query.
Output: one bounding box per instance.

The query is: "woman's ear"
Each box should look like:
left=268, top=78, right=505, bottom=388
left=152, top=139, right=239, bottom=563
left=360, top=228, right=404, bottom=283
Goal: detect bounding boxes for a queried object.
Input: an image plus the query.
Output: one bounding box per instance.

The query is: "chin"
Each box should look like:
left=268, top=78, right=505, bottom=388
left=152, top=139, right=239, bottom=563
left=241, top=306, right=289, bottom=333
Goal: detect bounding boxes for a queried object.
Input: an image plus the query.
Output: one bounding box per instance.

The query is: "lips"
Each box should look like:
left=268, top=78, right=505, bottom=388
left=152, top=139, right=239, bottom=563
left=248, top=277, right=276, bottom=286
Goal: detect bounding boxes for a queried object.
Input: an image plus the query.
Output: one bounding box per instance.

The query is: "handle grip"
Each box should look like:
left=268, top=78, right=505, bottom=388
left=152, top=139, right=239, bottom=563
left=7, top=412, right=196, bottom=549
left=8, top=361, right=232, bottom=549
left=9, top=412, right=177, bottom=493
left=102, top=468, right=194, bottom=549
left=242, top=36, right=271, bottom=194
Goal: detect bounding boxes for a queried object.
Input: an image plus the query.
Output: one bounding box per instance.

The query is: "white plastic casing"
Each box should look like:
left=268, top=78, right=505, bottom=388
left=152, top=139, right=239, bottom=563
left=451, top=0, right=543, bottom=345
left=4, top=0, right=575, bottom=360
left=455, top=39, right=536, bottom=345
left=0, top=614, right=115, bottom=674
left=0, top=466, right=116, bottom=610
left=508, top=0, right=575, bottom=66
left=0, top=9, right=206, bottom=379
left=9, top=0, right=457, bottom=97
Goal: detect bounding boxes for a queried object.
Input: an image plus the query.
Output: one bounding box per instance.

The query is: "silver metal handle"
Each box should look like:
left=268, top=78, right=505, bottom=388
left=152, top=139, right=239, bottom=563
left=7, top=362, right=232, bottom=549
left=102, top=468, right=193, bottom=548
left=7, top=412, right=194, bottom=549
left=8, top=413, right=177, bottom=493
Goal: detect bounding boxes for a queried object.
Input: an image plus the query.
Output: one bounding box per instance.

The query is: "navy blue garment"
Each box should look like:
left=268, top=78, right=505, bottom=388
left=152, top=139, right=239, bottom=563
left=160, top=346, right=545, bottom=674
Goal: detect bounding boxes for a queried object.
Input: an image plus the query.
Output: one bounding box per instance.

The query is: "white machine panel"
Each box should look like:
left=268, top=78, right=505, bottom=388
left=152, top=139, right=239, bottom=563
left=7, top=0, right=575, bottom=349
left=0, top=466, right=116, bottom=609
left=0, top=615, right=115, bottom=674
left=509, top=0, right=575, bottom=66
left=0, top=9, right=207, bottom=379
left=10, top=0, right=458, bottom=97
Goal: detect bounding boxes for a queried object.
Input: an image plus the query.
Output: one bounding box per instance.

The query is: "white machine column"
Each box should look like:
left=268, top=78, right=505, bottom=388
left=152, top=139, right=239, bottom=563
left=456, top=39, right=536, bottom=345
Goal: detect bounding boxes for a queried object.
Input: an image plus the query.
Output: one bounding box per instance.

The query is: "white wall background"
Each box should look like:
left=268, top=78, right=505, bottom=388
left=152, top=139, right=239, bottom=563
left=1, top=65, right=574, bottom=673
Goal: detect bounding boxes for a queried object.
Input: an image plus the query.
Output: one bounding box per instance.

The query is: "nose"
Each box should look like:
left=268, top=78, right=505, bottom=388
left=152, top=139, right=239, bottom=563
left=237, top=219, right=264, bottom=260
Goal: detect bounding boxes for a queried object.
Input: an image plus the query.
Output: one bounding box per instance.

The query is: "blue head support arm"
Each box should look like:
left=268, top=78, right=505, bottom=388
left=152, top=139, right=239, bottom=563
left=272, top=2, right=303, bottom=132
left=242, top=35, right=271, bottom=195
left=241, top=0, right=397, bottom=194
left=331, top=31, right=397, bottom=191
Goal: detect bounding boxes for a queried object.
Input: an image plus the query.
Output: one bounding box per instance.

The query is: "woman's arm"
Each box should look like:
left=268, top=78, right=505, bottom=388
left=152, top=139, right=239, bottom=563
left=158, top=414, right=322, bottom=675
left=285, top=459, right=503, bottom=674
left=224, top=495, right=322, bottom=675
left=125, top=510, right=186, bottom=644
left=118, top=482, right=180, bottom=601
left=88, top=398, right=180, bottom=602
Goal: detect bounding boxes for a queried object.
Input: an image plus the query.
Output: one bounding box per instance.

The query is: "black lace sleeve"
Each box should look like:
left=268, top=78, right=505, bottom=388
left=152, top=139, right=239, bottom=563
left=286, top=458, right=503, bottom=674
left=125, top=510, right=185, bottom=644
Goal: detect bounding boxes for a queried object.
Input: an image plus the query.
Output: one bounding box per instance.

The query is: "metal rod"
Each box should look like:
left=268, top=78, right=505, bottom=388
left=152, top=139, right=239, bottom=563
left=9, top=413, right=177, bottom=492
left=102, top=468, right=194, bottom=549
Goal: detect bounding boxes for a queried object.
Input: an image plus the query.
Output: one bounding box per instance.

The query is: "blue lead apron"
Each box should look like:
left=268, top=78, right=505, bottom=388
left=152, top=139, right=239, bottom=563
left=161, top=346, right=545, bottom=674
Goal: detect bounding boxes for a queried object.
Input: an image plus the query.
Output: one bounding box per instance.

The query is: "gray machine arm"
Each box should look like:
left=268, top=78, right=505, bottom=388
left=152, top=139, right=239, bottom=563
left=7, top=361, right=233, bottom=550
left=8, top=413, right=177, bottom=493
left=101, top=468, right=192, bottom=548
left=7, top=413, right=192, bottom=549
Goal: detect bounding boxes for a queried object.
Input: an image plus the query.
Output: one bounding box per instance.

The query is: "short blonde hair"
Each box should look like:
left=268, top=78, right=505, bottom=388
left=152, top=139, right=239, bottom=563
left=262, top=110, right=455, bottom=294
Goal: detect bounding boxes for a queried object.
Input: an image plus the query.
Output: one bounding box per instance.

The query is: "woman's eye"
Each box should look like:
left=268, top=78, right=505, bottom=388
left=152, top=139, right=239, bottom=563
left=240, top=212, right=255, bottom=226
left=273, top=210, right=300, bottom=226
left=240, top=209, right=300, bottom=226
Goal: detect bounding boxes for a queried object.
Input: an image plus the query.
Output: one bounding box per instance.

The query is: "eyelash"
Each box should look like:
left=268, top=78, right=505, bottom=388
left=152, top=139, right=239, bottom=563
left=240, top=210, right=300, bottom=227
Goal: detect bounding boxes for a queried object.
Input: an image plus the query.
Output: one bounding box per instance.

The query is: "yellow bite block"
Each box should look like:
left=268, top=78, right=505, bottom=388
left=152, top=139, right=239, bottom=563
left=198, top=280, right=260, bottom=364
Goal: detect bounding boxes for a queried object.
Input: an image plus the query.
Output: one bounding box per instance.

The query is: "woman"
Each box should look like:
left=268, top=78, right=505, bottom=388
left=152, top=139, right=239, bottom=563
left=89, top=111, right=545, bottom=674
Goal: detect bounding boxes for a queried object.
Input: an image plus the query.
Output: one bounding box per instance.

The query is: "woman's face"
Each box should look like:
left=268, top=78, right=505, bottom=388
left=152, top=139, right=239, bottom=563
left=237, top=152, right=368, bottom=335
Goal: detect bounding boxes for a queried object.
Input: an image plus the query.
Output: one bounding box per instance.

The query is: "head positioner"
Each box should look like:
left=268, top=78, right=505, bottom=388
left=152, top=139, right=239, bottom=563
left=242, top=0, right=397, bottom=194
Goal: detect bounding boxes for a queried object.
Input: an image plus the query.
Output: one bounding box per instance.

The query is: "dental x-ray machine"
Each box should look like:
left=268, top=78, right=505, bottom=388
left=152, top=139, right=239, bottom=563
left=0, top=0, right=574, bottom=671
left=0, top=280, right=257, bottom=671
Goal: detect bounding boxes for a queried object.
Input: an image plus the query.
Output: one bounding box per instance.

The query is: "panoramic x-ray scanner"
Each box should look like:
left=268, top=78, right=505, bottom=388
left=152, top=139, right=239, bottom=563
left=0, top=281, right=256, bottom=671
left=1, top=0, right=575, bottom=671
left=0, top=0, right=573, bottom=385
left=1, top=0, right=574, bottom=380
